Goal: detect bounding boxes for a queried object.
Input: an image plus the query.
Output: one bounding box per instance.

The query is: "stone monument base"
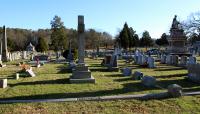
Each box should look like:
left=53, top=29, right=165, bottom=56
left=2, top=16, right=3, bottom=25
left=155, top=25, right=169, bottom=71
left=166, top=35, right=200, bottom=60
left=69, top=64, right=95, bottom=83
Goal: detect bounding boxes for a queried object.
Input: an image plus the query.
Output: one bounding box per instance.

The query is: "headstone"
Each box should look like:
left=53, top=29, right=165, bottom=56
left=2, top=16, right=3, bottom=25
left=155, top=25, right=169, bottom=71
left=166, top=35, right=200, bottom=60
left=2, top=26, right=8, bottom=62
left=134, top=55, right=138, bottom=64
left=187, top=63, right=200, bottom=83
left=22, top=51, right=27, bottom=59
left=69, top=15, right=95, bottom=83
left=16, top=73, right=19, bottom=80
left=133, top=71, right=143, bottom=80
left=160, top=55, right=166, bottom=64
left=167, top=84, right=182, bottom=97
left=108, top=55, right=119, bottom=71
left=141, top=76, right=156, bottom=87
left=187, top=56, right=196, bottom=65
left=26, top=68, right=36, bottom=77
left=166, top=55, right=172, bottom=65
left=147, top=57, right=155, bottom=68
left=180, top=56, right=187, bottom=66
left=122, top=68, right=132, bottom=76
left=171, top=55, right=179, bottom=65
left=0, top=79, right=7, bottom=88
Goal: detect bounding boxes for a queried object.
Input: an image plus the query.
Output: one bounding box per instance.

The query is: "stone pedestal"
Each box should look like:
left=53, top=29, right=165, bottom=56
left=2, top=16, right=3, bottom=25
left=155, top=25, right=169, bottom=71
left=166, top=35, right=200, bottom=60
left=69, top=64, right=95, bottom=83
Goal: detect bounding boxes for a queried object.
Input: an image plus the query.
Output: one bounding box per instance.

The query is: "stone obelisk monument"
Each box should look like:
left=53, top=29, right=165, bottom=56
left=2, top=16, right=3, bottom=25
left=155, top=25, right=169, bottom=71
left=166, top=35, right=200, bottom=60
left=2, top=26, right=8, bottom=62
left=69, top=15, right=95, bottom=83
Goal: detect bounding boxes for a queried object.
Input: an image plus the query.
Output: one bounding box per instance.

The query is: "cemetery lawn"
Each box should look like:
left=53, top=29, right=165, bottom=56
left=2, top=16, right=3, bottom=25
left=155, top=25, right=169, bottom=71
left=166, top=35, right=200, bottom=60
left=0, top=58, right=200, bottom=113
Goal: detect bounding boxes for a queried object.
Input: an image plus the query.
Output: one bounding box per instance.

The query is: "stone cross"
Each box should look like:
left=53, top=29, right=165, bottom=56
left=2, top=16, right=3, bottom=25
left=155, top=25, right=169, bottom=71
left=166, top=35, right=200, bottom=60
left=78, top=15, right=85, bottom=64
left=2, top=26, right=8, bottom=62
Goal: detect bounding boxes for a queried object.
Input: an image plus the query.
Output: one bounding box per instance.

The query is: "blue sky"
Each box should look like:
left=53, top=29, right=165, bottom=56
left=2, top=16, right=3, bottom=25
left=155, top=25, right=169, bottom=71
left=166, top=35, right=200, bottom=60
left=0, top=0, right=200, bottom=38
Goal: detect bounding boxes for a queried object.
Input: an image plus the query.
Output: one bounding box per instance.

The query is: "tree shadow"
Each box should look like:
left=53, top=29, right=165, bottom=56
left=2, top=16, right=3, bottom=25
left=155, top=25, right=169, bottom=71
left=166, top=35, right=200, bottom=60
left=154, top=73, right=187, bottom=79
left=9, top=78, right=70, bottom=87
left=114, top=77, right=133, bottom=82
left=105, top=73, right=124, bottom=77
left=156, top=78, right=200, bottom=89
left=90, top=68, right=109, bottom=72
left=154, top=67, right=185, bottom=71
left=0, top=82, right=158, bottom=101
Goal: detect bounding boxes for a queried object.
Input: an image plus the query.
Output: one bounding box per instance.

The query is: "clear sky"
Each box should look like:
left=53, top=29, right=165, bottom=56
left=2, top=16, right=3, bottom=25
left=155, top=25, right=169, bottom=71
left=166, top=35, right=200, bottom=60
left=0, top=0, right=200, bottom=38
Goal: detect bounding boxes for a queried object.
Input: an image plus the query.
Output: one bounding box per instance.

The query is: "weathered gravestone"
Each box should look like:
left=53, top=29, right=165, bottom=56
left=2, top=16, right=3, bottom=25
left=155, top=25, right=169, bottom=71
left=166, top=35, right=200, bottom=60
left=15, top=73, right=19, bottom=80
left=108, top=55, right=119, bottom=71
left=187, top=63, right=200, bottom=83
left=147, top=57, right=155, bottom=68
left=180, top=56, right=187, bottom=67
left=187, top=56, right=196, bottom=65
left=122, top=68, right=132, bottom=76
left=101, top=54, right=112, bottom=66
left=26, top=68, right=36, bottom=77
left=166, top=55, right=172, bottom=65
left=69, top=15, right=95, bottom=83
left=141, top=76, right=156, bottom=87
left=133, top=71, right=143, bottom=80
left=168, top=84, right=182, bottom=97
left=0, top=79, right=7, bottom=88
left=160, top=55, right=166, bottom=64
left=171, top=55, right=179, bottom=66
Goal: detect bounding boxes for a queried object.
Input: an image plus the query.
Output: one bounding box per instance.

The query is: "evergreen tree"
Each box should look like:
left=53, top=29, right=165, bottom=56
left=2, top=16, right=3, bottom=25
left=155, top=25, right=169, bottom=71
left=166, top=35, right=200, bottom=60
left=50, top=15, right=67, bottom=52
left=36, top=37, right=48, bottom=52
left=140, top=31, right=153, bottom=47
left=155, top=33, right=169, bottom=46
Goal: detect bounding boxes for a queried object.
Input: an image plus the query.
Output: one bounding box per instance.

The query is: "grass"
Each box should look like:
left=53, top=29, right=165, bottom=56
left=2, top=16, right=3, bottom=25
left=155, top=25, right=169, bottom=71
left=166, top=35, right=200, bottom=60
left=0, top=57, right=200, bottom=113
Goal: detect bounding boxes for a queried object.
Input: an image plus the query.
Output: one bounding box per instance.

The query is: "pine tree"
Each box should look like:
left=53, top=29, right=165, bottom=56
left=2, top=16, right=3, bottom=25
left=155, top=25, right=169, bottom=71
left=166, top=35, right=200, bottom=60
left=50, top=15, right=67, bottom=52
left=36, top=37, right=48, bottom=52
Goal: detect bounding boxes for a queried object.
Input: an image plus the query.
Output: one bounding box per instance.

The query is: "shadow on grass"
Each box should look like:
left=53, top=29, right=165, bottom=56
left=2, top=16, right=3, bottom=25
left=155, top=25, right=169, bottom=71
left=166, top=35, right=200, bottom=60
left=114, top=77, right=133, bottom=82
left=1, top=82, right=158, bottom=101
left=105, top=73, right=123, bottom=77
left=9, top=78, right=70, bottom=87
left=154, top=67, right=185, bottom=71
left=90, top=68, right=109, bottom=72
left=156, top=78, right=200, bottom=89
left=154, top=73, right=187, bottom=79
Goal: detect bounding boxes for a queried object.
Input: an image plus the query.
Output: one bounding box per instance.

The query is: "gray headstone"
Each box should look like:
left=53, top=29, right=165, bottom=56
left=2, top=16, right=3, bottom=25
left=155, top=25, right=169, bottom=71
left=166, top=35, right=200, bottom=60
left=160, top=55, right=166, bottom=64
left=167, top=84, right=182, bottom=97
left=122, top=68, right=132, bottom=76
left=141, top=76, right=156, bottom=87
left=147, top=57, right=155, bottom=68
left=187, top=63, right=200, bottom=83
left=172, top=55, right=179, bottom=65
left=133, top=71, right=143, bottom=80
left=180, top=56, right=187, bottom=66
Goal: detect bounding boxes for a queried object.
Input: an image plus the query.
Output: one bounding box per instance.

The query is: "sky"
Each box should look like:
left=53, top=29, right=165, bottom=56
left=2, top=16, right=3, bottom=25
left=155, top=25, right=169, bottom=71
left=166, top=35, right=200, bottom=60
left=0, top=0, right=200, bottom=38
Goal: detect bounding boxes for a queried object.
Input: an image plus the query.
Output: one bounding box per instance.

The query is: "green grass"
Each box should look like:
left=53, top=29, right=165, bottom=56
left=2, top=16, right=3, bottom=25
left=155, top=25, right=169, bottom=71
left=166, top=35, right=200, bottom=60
left=0, top=57, right=200, bottom=113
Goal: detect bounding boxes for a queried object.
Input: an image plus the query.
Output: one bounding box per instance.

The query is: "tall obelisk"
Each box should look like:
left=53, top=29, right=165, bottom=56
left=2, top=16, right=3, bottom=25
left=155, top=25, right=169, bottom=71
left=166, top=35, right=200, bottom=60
left=69, top=15, right=95, bottom=83
left=2, top=26, right=8, bottom=62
